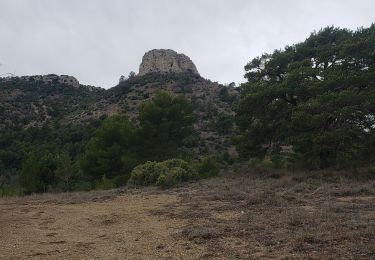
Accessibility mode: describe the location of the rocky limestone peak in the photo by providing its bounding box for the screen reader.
[138,49,199,76]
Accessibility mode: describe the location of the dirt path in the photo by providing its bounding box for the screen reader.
[0,190,205,260]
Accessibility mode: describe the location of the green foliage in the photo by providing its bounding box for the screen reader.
[128,161,167,186]
[111,72,201,100]
[0,186,18,197]
[156,167,189,188]
[195,156,220,178]
[158,159,198,187]
[128,159,198,187]
[95,175,114,190]
[0,73,204,194]
[138,91,196,161]
[221,151,234,165]
[112,175,129,188]
[54,153,78,192]
[0,79,104,129]
[219,86,236,104]
[237,25,375,169]
[81,115,139,180]
[19,153,56,194]
[0,169,18,197]
[0,118,100,194]
[81,93,196,183]
[70,181,92,191]
[215,113,234,134]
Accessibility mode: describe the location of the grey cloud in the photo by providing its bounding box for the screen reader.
[0,0,374,88]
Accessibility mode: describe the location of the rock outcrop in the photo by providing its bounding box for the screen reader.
[138,49,199,76]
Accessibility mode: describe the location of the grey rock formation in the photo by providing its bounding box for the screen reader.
[138,49,199,76]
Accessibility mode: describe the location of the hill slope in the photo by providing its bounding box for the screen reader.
[0,72,238,157]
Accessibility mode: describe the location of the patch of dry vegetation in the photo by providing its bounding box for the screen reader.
[1,165,375,259]
[152,164,375,259]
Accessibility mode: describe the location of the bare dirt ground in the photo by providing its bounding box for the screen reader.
[1,165,375,259]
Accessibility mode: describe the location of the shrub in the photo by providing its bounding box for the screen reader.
[248,157,274,174]
[95,175,114,190]
[19,153,56,194]
[0,185,19,197]
[195,156,220,178]
[159,159,198,181]
[221,152,235,165]
[112,175,129,188]
[157,159,198,187]
[156,167,187,188]
[128,159,198,187]
[71,181,92,191]
[128,161,167,185]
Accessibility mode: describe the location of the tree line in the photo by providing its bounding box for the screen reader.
[1,92,219,195]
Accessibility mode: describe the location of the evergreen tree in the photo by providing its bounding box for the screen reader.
[236,25,375,168]
[138,91,196,161]
[81,115,138,180]
[19,153,56,194]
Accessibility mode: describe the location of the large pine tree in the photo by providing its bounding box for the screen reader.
[236,25,375,169]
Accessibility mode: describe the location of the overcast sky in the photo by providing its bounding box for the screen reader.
[0,0,374,88]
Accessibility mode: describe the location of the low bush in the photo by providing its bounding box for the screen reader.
[128,161,167,185]
[156,167,187,188]
[71,181,92,192]
[160,159,198,181]
[0,186,19,197]
[129,159,198,187]
[195,156,220,178]
[95,175,114,190]
[157,159,198,187]
[112,175,129,188]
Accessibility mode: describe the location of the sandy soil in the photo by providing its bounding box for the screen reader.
[0,190,205,259]
[1,166,375,259]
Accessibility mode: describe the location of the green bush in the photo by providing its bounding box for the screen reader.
[221,152,235,165]
[159,159,198,181]
[195,156,220,178]
[71,181,92,192]
[112,175,130,188]
[128,159,198,187]
[248,157,275,173]
[95,175,114,190]
[157,159,198,187]
[0,186,19,197]
[128,161,167,185]
[156,168,186,188]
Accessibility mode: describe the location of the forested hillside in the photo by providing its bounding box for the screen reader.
[0,70,237,195]
[1,25,375,196]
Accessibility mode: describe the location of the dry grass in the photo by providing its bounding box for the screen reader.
[152,164,375,259]
[1,164,375,259]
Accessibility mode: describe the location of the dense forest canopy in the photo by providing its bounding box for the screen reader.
[236,25,375,169]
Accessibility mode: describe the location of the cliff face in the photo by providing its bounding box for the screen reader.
[138,49,199,76]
